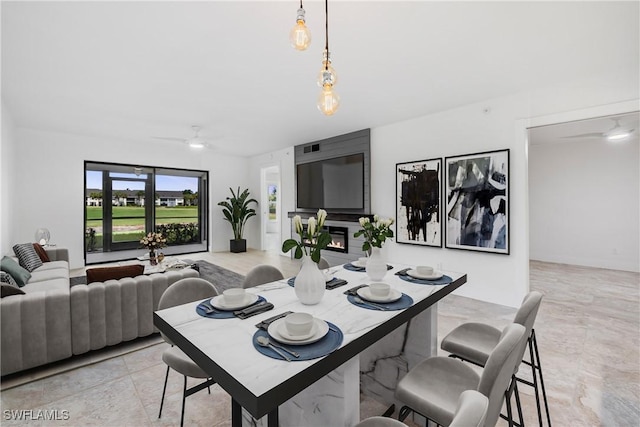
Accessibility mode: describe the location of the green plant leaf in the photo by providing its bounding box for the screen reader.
[282,239,299,252]
[294,246,303,259]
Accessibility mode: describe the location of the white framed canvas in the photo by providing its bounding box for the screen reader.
[445,149,509,254]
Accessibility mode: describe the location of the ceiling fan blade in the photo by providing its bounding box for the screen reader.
[561,132,605,139]
[151,136,186,142]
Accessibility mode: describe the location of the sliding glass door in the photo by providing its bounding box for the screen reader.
[85,162,208,264]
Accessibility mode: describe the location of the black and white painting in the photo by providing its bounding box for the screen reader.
[396,158,442,247]
[445,149,509,254]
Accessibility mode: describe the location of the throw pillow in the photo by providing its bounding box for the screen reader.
[1,283,25,298]
[1,256,32,287]
[86,264,145,283]
[0,271,19,288]
[13,243,44,272]
[33,243,51,263]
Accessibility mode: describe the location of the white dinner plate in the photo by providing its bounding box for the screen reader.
[350,260,367,268]
[210,294,259,311]
[356,287,402,303]
[407,269,444,280]
[268,318,329,345]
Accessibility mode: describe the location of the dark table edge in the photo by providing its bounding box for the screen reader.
[153,273,467,420]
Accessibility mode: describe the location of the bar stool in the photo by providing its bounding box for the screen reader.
[242,264,284,288]
[441,291,551,427]
[356,390,487,427]
[395,323,527,427]
[157,277,218,427]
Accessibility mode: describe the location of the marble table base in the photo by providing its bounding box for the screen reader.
[360,305,437,424]
[242,357,360,427]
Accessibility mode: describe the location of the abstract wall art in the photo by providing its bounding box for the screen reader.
[396,158,442,247]
[445,149,509,254]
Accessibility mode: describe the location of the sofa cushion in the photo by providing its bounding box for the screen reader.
[33,243,51,263]
[13,243,44,272]
[86,265,145,284]
[33,260,69,272]
[1,283,26,297]
[29,267,70,283]
[1,256,31,287]
[22,278,70,294]
[0,271,18,287]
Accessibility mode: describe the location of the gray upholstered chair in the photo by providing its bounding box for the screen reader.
[242,264,284,288]
[395,323,526,427]
[355,390,487,427]
[355,416,407,427]
[441,291,549,426]
[318,257,330,270]
[157,277,218,427]
[449,390,489,427]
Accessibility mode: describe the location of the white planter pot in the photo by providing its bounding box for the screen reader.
[294,255,326,305]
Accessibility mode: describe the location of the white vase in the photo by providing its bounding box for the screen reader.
[295,255,326,305]
[366,247,387,281]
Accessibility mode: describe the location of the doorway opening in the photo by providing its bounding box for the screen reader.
[261,165,281,253]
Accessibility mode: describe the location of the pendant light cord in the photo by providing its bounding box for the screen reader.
[324,0,329,71]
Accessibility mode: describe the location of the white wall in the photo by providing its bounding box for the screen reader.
[529,137,639,272]
[9,128,249,268]
[253,75,638,307]
[1,102,17,255]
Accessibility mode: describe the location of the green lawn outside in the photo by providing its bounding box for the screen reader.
[86,206,198,228]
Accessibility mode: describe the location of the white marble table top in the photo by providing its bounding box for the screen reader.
[154,263,466,418]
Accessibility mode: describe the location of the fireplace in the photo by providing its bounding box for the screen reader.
[303,225,349,253]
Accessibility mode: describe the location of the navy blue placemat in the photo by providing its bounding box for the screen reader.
[395,269,453,286]
[342,263,393,272]
[347,293,413,311]
[253,322,343,361]
[287,277,348,290]
[196,296,266,319]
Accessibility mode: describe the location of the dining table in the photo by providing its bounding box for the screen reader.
[153,262,467,427]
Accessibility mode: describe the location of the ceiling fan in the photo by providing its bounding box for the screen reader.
[152,125,211,149]
[562,117,635,142]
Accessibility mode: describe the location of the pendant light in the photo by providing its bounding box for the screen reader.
[317,0,340,115]
[290,0,311,51]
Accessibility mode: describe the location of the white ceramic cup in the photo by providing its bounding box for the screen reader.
[223,288,246,305]
[285,312,314,336]
[416,265,434,276]
[369,282,391,298]
[358,257,368,265]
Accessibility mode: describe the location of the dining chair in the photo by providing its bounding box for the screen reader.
[395,323,526,427]
[318,257,330,270]
[449,390,489,427]
[157,277,218,427]
[354,416,407,426]
[441,291,550,427]
[355,390,487,427]
[242,264,284,289]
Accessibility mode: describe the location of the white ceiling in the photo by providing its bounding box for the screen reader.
[2,1,639,157]
[529,112,640,146]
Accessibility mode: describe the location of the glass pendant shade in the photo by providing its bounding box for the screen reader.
[317,84,340,116]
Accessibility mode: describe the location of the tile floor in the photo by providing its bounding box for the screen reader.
[1,252,638,426]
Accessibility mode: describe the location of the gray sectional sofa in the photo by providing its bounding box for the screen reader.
[1,248,199,376]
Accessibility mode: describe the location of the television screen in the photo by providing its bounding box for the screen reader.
[297,153,364,210]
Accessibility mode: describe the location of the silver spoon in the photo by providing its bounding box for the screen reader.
[353,296,389,311]
[256,336,296,361]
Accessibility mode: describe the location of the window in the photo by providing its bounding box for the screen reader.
[85,162,208,264]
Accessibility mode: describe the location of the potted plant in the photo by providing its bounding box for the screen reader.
[354,215,394,280]
[218,187,258,253]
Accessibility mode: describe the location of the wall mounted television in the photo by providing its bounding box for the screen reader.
[296,153,365,210]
